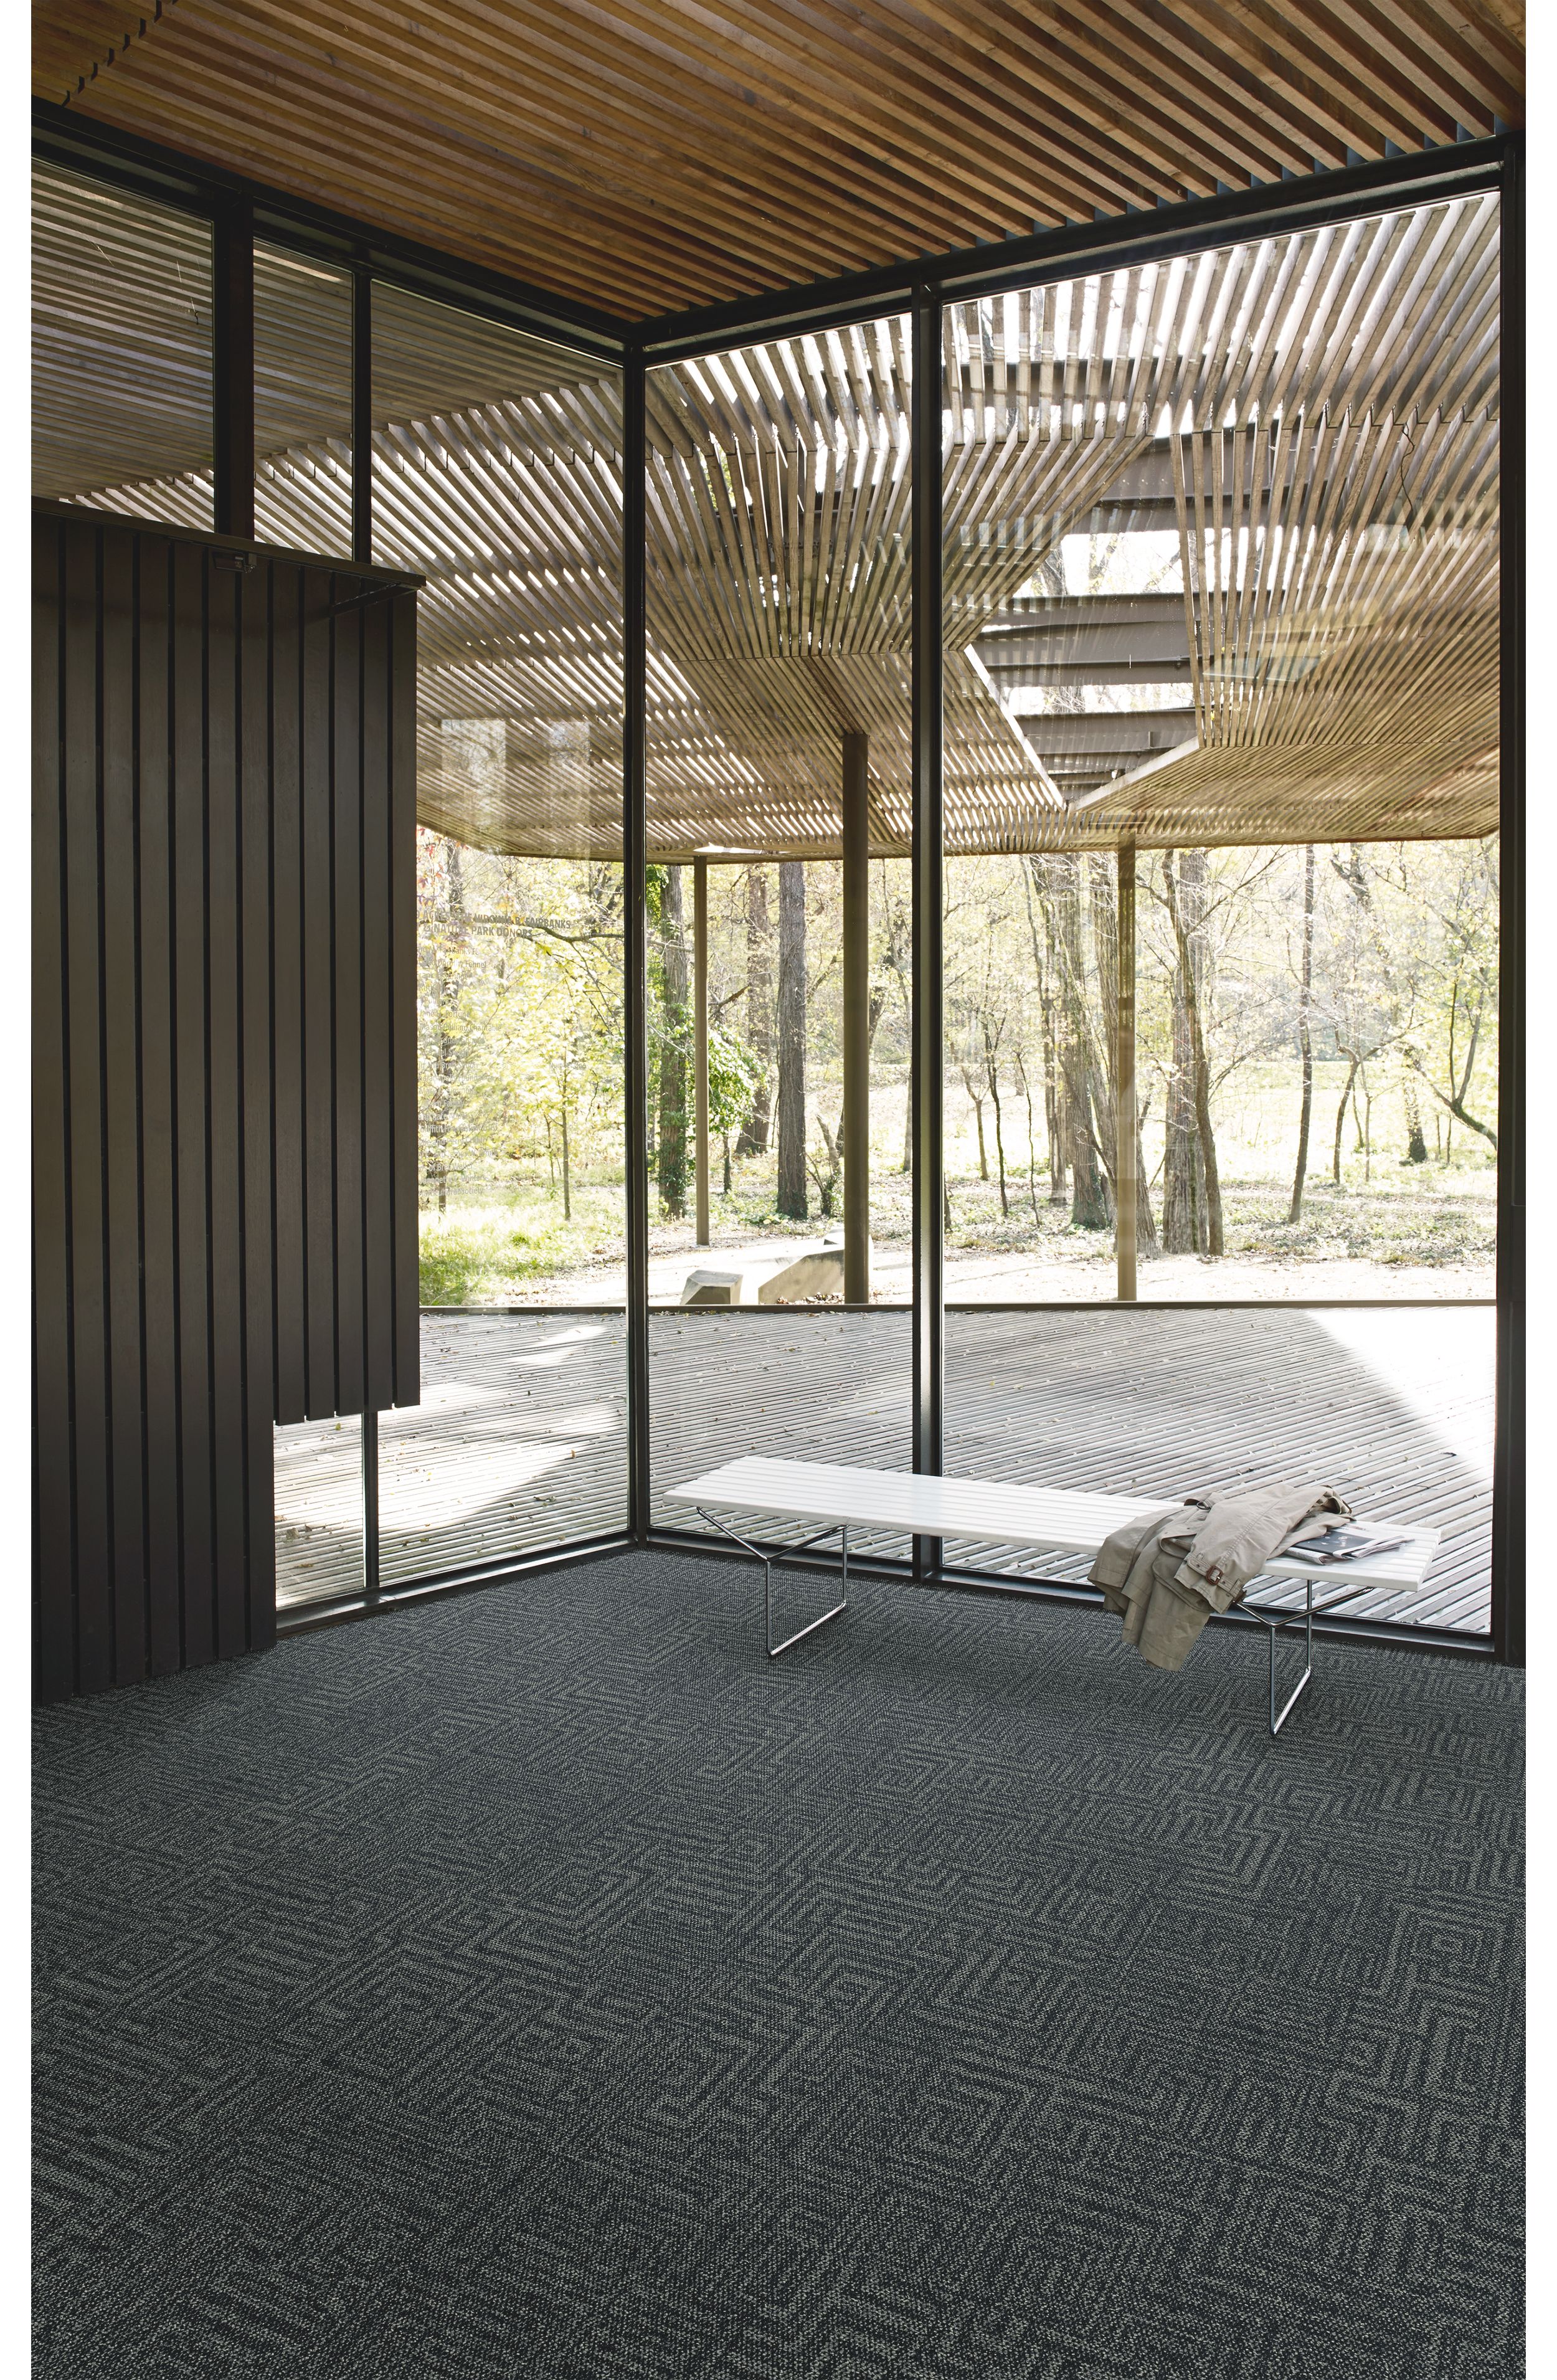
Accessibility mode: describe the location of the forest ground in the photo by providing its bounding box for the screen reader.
[418,1159,1496,1306]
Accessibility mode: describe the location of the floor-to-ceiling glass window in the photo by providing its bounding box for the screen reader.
[260,284,627,1608]
[939,193,1500,1633]
[367,290,627,1593]
[644,321,916,1576]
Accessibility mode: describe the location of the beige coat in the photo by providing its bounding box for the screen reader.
[1089,1481,1353,1672]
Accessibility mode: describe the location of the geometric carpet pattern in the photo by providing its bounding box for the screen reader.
[34,1552,1523,2378]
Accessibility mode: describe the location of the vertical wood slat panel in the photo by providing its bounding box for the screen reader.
[171,536,213,1672]
[331,592,365,1418]
[301,568,337,1420]
[270,564,306,1426]
[360,593,394,1415]
[206,562,247,1664]
[99,530,147,1685]
[33,510,417,1700]
[137,538,182,1678]
[239,566,278,1651]
[62,523,111,1696]
[32,519,73,1705]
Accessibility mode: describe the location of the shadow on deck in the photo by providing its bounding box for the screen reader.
[276,1305,1492,1631]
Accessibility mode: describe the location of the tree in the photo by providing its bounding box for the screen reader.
[776,860,808,1217]
[1288,844,1316,1221]
[654,865,690,1216]
[1157,850,1223,1254]
[736,865,772,1158]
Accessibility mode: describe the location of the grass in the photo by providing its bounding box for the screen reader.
[937,1162,1495,1271]
[421,1150,1494,1302]
[419,1184,625,1305]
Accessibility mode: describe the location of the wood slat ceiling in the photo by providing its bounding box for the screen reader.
[32,0,1523,325]
[37,159,1499,860]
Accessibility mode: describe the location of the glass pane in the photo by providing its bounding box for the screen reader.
[32,161,214,527]
[379,1314,627,1583]
[942,1304,1493,1631]
[253,240,353,556]
[371,285,627,1571]
[942,192,1498,1304]
[940,194,1499,1630]
[645,318,914,1542]
[275,1415,364,1610]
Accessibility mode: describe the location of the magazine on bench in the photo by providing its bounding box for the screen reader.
[1286,1523,1409,1564]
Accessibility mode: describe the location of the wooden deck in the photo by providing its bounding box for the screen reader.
[276,1305,1493,1633]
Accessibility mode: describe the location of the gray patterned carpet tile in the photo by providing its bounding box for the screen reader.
[34,1551,1522,2379]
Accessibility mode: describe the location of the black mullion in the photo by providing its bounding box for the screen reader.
[1491,140,1523,1669]
[212,197,255,539]
[623,354,651,1543]
[911,288,944,1580]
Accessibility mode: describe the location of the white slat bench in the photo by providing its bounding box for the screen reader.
[666,1458,1440,1736]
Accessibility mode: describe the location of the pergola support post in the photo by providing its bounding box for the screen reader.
[693,856,710,1246]
[842,733,870,1304]
[1115,838,1138,1304]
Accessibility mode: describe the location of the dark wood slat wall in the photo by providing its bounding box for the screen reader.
[32,508,420,1702]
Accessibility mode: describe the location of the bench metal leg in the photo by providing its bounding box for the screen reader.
[696,1509,849,1657]
[1260,1577,1314,1737]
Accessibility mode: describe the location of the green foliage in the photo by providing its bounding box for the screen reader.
[419,1188,626,1304]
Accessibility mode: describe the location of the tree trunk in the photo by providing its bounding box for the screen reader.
[1332,1055,1361,1185]
[1015,1046,1041,1223]
[1403,1079,1428,1164]
[657,865,689,1216]
[984,1030,1010,1218]
[1160,850,1221,1254]
[1089,855,1156,1251]
[1051,853,1109,1229]
[1288,843,1315,1223]
[560,1102,571,1221]
[968,1080,988,1180]
[1021,858,1066,1203]
[776,860,808,1218]
[736,866,772,1158]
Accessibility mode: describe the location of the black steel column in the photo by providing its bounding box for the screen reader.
[212,197,254,538]
[911,290,944,1577]
[624,352,652,1542]
[1492,136,1523,1668]
[352,267,373,565]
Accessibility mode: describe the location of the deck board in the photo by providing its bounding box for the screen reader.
[276,1305,1493,1633]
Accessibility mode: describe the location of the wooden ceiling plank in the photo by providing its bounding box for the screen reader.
[581,0,1146,226]
[908,0,1311,183]
[876,0,1282,194]
[652,0,1180,214]
[222,0,953,278]
[1190,0,1457,149]
[265,0,982,268]
[1319,0,1520,125]
[1094,0,1356,172]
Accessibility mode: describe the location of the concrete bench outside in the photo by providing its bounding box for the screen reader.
[666,1457,1441,1736]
